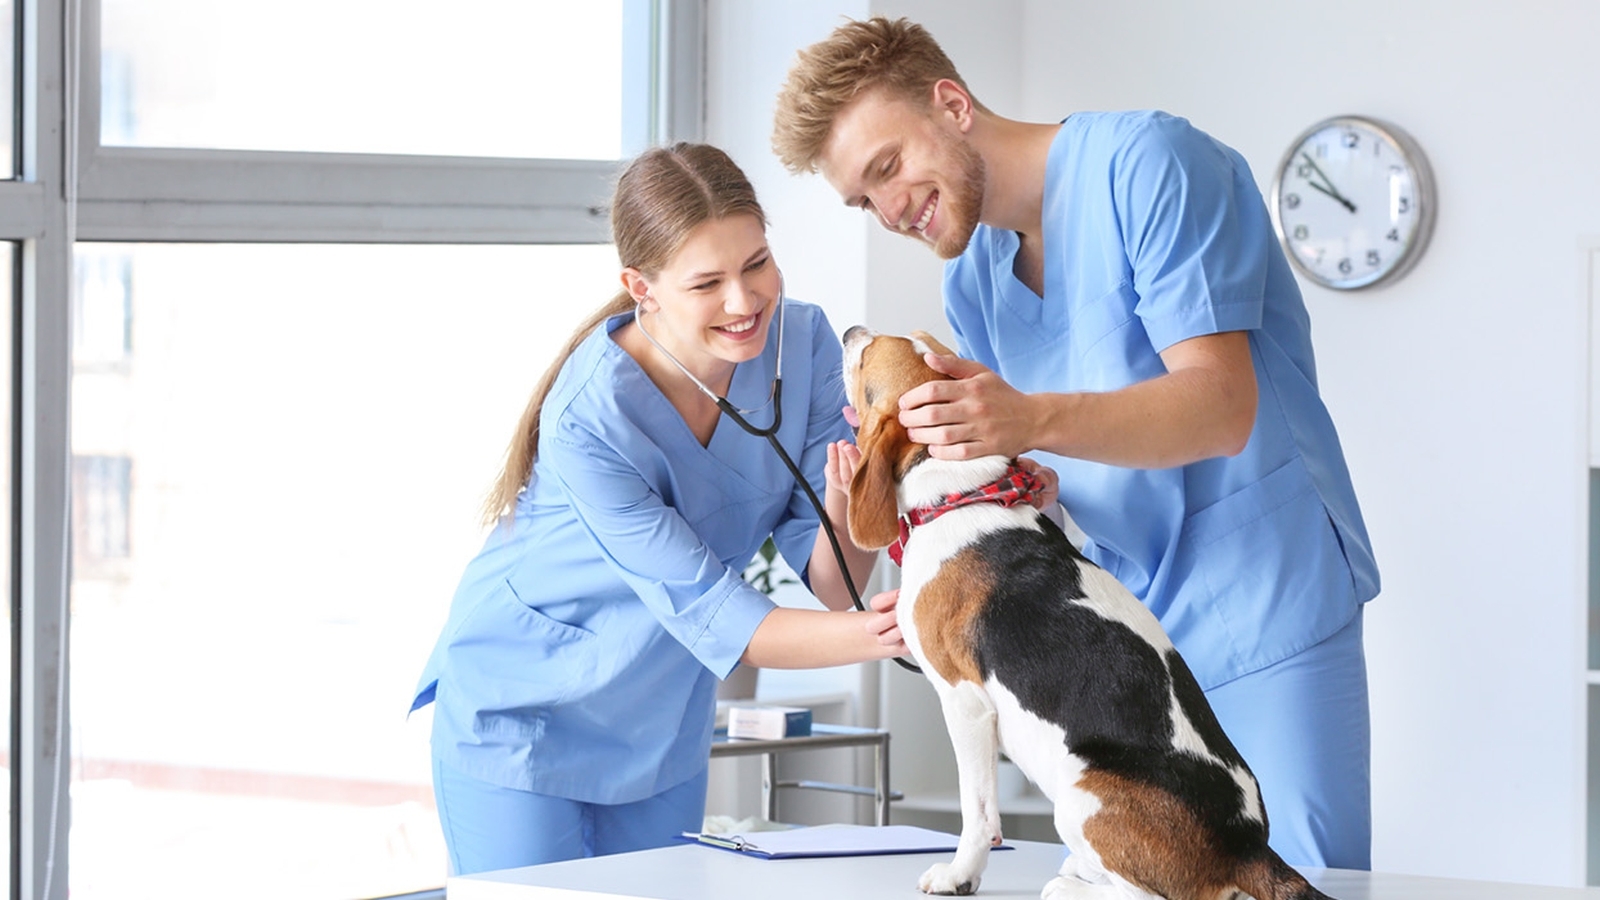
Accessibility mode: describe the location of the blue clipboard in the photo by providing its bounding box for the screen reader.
[678,824,1013,860]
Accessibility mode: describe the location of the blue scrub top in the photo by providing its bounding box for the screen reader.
[943,110,1379,690]
[412,300,852,804]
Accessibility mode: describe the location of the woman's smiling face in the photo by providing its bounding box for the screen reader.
[628,213,780,382]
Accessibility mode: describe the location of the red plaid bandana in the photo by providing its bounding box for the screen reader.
[886,461,1044,566]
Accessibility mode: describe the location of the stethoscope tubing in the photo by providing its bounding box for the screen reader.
[633,281,920,673]
[751,409,920,675]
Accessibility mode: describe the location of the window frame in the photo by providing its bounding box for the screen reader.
[3,1,706,898]
[71,0,704,244]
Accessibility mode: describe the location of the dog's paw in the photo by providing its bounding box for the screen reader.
[919,862,981,896]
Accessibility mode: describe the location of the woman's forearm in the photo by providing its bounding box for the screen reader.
[741,607,900,668]
[806,509,878,612]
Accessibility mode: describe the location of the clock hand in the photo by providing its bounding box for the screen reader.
[1299,153,1358,213]
[1306,179,1358,214]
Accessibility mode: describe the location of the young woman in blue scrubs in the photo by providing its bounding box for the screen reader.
[774,18,1379,870]
[412,143,908,876]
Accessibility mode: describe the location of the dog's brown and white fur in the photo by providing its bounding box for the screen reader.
[842,328,1330,900]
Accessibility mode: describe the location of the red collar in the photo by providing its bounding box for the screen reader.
[887,461,1044,566]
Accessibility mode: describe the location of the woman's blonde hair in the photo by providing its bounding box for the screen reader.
[480,143,768,526]
[772,16,985,175]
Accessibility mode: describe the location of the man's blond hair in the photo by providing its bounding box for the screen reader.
[772,16,985,174]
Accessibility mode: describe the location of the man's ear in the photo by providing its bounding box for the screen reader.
[848,415,905,550]
[929,78,975,132]
[911,330,957,358]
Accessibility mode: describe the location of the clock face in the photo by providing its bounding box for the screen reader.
[1270,116,1435,291]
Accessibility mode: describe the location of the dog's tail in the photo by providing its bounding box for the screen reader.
[1230,852,1335,900]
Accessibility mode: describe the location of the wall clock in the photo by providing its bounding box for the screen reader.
[1268,115,1436,291]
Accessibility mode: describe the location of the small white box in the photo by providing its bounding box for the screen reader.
[726,705,813,740]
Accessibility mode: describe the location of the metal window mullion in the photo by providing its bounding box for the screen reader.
[73,151,620,244]
[70,197,614,245]
[20,0,74,895]
[0,181,44,240]
[655,0,704,145]
[76,148,622,206]
[17,230,70,900]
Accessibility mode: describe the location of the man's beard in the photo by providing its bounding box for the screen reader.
[932,136,986,260]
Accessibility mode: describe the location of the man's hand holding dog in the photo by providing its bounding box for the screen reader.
[897,353,1037,461]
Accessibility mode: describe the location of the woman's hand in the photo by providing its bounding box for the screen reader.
[1015,455,1059,511]
[812,436,877,610]
[824,439,861,495]
[866,588,905,651]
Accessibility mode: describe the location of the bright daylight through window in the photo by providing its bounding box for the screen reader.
[61,1,649,898]
[69,243,616,898]
[99,0,627,159]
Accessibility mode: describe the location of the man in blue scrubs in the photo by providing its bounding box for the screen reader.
[773,17,1378,869]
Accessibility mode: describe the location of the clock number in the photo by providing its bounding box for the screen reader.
[1396,196,1411,214]
[1366,250,1381,268]
[1338,257,1353,275]
[1296,162,1313,179]
[1386,228,1400,242]
[1342,131,1359,149]
[1293,225,1309,240]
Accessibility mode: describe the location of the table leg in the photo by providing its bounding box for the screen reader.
[875,736,891,826]
[762,752,778,822]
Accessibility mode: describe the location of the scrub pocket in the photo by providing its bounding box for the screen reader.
[1178,457,1361,686]
[449,579,599,730]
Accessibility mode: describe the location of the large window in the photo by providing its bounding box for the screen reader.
[0,1,702,898]
[98,0,636,159]
[68,243,613,898]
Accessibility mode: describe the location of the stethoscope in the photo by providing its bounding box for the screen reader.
[634,275,921,674]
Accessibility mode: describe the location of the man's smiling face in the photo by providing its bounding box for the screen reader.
[817,88,986,260]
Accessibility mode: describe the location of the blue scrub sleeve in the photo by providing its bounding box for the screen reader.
[1113,115,1267,351]
[942,262,981,363]
[769,308,854,586]
[541,431,775,680]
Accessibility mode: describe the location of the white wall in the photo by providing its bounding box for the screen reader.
[704,1,871,334]
[707,0,1600,888]
[1019,2,1600,887]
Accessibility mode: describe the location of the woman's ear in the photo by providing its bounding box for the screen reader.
[620,268,655,310]
[848,414,905,550]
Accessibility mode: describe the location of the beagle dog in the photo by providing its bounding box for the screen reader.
[841,327,1330,900]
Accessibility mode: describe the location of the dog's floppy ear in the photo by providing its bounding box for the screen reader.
[910,330,957,359]
[848,413,906,550]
